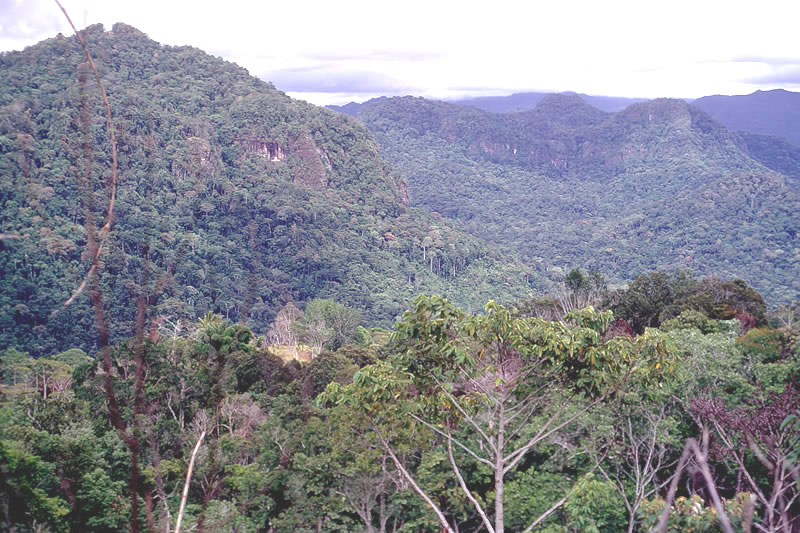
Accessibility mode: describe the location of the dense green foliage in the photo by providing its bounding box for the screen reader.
[739,130,800,183]
[1,286,797,532]
[320,295,675,533]
[604,270,767,333]
[2,23,799,533]
[0,24,533,357]
[354,94,800,306]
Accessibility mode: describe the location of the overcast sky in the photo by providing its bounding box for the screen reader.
[1,0,799,105]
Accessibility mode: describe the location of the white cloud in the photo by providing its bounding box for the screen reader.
[2,0,798,104]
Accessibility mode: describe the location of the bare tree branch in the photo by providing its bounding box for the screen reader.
[447,433,494,533]
[503,390,612,476]
[651,434,734,533]
[52,0,118,316]
[433,374,497,454]
[409,414,494,468]
[521,495,568,533]
[372,421,455,533]
[174,430,206,533]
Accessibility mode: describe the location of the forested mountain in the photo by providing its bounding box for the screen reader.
[449,91,646,113]
[328,92,644,117]
[2,23,800,533]
[0,24,533,357]
[738,130,800,183]
[327,97,387,117]
[693,89,800,147]
[352,94,800,305]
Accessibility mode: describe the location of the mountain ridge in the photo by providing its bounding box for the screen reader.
[353,94,800,305]
[329,88,800,151]
[692,89,800,147]
[0,23,533,356]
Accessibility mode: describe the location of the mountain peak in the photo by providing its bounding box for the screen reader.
[110,22,151,38]
[536,92,593,108]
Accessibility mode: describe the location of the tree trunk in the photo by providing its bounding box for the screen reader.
[174,431,205,533]
[495,404,505,533]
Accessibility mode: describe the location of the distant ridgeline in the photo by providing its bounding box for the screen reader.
[340,94,800,306]
[693,89,800,149]
[0,23,534,356]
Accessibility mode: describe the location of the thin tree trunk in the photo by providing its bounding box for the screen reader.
[495,403,505,533]
[627,508,636,533]
[174,431,206,533]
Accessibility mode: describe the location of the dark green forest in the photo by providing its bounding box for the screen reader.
[353,94,800,307]
[1,22,799,533]
[2,277,799,532]
[0,24,533,357]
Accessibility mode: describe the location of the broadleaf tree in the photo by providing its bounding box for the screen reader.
[319,294,676,533]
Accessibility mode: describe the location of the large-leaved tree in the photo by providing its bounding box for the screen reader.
[320,295,676,533]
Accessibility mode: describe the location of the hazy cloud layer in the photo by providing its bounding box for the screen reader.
[2,0,799,105]
[730,56,800,66]
[747,66,800,85]
[306,50,445,62]
[0,0,66,48]
[263,65,412,94]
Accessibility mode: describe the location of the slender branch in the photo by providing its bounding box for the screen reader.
[433,375,497,453]
[52,0,118,315]
[504,363,635,477]
[600,465,634,515]
[650,436,734,533]
[746,434,774,471]
[457,366,499,403]
[372,421,455,533]
[503,397,570,467]
[504,392,552,444]
[521,441,609,533]
[693,442,734,533]
[174,430,206,533]
[711,421,769,505]
[521,495,568,533]
[504,381,551,423]
[446,433,494,533]
[504,390,610,475]
[409,414,493,468]
[651,434,703,533]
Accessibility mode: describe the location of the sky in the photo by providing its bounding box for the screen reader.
[1,0,799,106]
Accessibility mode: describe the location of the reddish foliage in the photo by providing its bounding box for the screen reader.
[690,385,800,459]
[689,385,800,530]
[735,311,757,334]
[604,318,635,341]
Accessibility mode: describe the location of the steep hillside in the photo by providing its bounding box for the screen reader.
[738,130,800,183]
[356,95,800,304]
[0,24,533,356]
[693,89,800,147]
